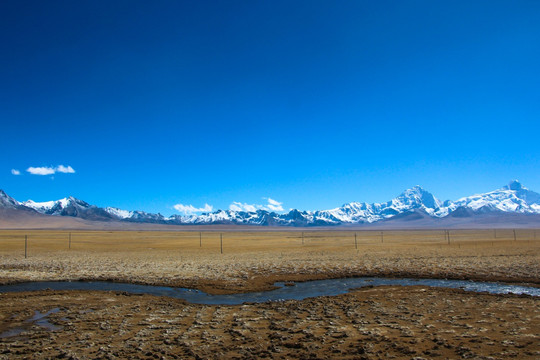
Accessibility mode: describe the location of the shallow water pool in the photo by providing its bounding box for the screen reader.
[0,277,538,305]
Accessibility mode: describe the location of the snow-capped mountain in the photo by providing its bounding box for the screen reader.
[2,180,540,226]
[23,197,76,214]
[0,190,22,209]
[165,181,540,225]
[22,196,115,221]
[440,180,540,216]
[311,185,445,224]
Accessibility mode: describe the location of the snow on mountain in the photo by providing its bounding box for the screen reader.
[171,210,274,225]
[312,185,444,224]
[280,181,540,225]
[392,185,443,214]
[0,189,21,209]
[126,210,166,223]
[439,180,540,216]
[21,196,115,221]
[3,180,540,226]
[104,207,133,219]
[23,197,88,215]
[23,198,70,213]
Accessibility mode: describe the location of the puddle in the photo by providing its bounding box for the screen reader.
[0,308,63,338]
[0,278,539,305]
[0,327,27,338]
[28,308,62,331]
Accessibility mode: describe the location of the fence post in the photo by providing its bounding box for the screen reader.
[69,232,71,249]
[302,232,304,245]
[513,229,517,241]
[220,233,223,254]
[354,232,357,249]
[380,231,383,243]
[447,230,450,244]
[25,235,27,259]
[199,232,202,247]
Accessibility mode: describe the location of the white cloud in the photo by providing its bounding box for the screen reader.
[229,198,284,212]
[229,202,258,212]
[11,169,20,175]
[56,165,75,173]
[27,166,56,175]
[266,197,284,212]
[174,203,213,215]
[26,165,76,175]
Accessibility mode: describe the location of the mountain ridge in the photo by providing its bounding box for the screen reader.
[3,180,540,227]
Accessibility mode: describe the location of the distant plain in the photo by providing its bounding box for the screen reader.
[0,228,538,290]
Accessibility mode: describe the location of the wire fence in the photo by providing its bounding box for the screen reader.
[0,229,538,258]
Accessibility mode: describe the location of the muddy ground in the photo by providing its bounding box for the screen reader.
[0,286,538,359]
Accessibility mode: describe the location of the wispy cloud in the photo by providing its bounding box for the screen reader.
[229,198,284,212]
[26,165,76,176]
[11,169,21,175]
[229,202,258,212]
[173,203,213,215]
[56,165,75,173]
[266,197,284,212]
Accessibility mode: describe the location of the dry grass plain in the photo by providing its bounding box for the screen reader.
[0,229,539,359]
[0,229,539,291]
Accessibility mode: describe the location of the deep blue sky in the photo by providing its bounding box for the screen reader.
[1,1,539,215]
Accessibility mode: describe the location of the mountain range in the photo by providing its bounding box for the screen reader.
[1,180,540,228]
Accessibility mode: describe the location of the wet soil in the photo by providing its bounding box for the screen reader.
[37,270,537,296]
[192,271,540,295]
[0,286,538,359]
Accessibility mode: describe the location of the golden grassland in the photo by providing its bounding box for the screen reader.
[0,229,538,292]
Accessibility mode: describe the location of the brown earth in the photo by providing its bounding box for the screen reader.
[0,287,538,359]
[0,229,539,293]
[0,229,539,358]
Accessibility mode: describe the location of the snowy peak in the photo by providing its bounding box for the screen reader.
[22,196,114,221]
[0,189,20,208]
[306,181,540,225]
[502,180,540,205]
[104,207,133,219]
[447,180,540,214]
[23,199,58,213]
[309,185,444,224]
[23,197,90,214]
[504,180,525,191]
[395,185,442,210]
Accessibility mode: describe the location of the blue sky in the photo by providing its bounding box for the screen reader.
[1,1,539,216]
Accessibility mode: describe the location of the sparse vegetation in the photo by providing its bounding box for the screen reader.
[0,229,538,291]
[0,229,539,359]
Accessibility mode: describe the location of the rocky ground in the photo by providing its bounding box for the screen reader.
[0,286,538,359]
